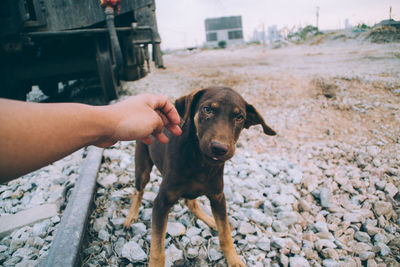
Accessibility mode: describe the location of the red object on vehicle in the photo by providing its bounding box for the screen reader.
[100,0,121,13]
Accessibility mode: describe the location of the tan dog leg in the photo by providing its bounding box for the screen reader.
[209,193,245,267]
[185,199,217,230]
[123,189,144,228]
[149,191,177,267]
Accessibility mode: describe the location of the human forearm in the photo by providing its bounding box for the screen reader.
[0,94,181,182]
[0,100,111,181]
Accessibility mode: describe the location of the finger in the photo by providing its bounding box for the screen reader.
[155,110,169,126]
[141,137,153,145]
[156,110,182,137]
[152,97,180,125]
[165,124,182,137]
[154,132,169,144]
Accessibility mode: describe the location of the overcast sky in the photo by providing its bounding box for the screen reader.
[155,0,399,49]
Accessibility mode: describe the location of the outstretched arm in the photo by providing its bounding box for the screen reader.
[0,94,181,182]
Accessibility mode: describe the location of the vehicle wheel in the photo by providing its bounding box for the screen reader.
[95,37,119,101]
[121,36,147,81]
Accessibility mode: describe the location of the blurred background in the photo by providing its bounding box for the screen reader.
[156,0,399,49]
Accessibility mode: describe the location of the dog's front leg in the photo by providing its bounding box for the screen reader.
[149,190,177,267]
[209,192,246,267]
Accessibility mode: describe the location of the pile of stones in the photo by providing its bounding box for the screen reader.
[83,139,399,266]
[0,150,84,266]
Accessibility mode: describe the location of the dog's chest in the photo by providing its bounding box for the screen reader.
[179,173,224,199]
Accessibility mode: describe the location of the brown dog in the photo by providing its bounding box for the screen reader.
[123,87,276,266]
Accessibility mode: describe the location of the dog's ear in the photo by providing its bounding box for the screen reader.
[245,103,276,136]
[175,89,207,126]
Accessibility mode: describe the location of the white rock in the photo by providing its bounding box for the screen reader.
[98,229,110,241]
[315,239,337,251]
[110,188,133,200]
[237,221,256,235]
[186,227,202,237]
[165,244,183,267]
[287,168,303,184]
[32,220,50,238]
[121,241,147,262]
[166,222,186,237]
[208,248,223,261]
[373,233,388,244]
[313,221,329,233]
[256,237,271,251]
[378,242,391,256]
[143,191,157,202]
[190,235,204,246]
[93,217,108,232]
[141,208,153,221]
[271,237,287,249]
[266,164,280,176]
[132,222,147,236]
[354,231,371,243]
[289,256,310,267]
[384,182,398,198]
[277,211,298,227]
[373,201,392,217]
[244,208,272,226]
[319,188,331,208]
[272,220,288,232]
[13,247,34,259]
[110,217,126,230]
[187,247,199,259]
[118,175,131,185]
[97,174,118,188]
[322,259,339,267]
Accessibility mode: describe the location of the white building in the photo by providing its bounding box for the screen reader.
[204,16,244,48]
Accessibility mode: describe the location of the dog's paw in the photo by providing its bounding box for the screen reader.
[122,219,131,229]
[229,260,246,267]
[227,255,246,267]
[208,219,218,231]
[122,216,138,229]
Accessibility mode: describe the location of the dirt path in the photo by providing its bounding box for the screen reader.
[125,40,400,166]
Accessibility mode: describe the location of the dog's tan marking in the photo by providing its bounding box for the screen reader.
[123,189,144,228]
[193,112,200,139]
[233,107,240,114]
[211,102,219,109]
[185,199,217,230]
[149,214,168,266]
[210,193,245,267]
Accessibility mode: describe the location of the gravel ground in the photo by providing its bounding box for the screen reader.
[0,149,85,266]
[1,31,399,266]
[83,34,400,266]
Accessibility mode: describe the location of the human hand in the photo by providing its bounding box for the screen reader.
[96,94,182,147]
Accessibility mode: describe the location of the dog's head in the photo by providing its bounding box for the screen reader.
[175,87,276,164]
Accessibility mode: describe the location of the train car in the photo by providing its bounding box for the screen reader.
[0,0,164,101]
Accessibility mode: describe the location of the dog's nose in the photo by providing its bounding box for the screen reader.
[211,141,228,156]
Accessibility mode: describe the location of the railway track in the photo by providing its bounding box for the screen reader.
[44,147,104,266]
[0,82,109,267]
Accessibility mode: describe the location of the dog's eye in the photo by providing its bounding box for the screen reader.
[235,114,244,122]
[203,106,212,113]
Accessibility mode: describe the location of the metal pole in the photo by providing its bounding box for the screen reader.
[104,6,123,72]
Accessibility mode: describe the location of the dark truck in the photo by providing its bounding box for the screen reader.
[0,0,163,101]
